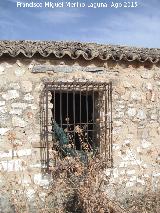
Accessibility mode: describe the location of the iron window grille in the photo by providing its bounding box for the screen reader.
[40,81,113,171]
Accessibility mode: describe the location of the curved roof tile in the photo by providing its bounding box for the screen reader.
[0,40,160,63]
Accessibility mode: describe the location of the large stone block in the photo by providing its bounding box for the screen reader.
[142,82,153,91]
[11,102,28,109]
[32,64,104,73]
[0,101,5,106]
[9,108,22,115]
[127,108,136,117]
[24,93,34,101]
[137,110,147,120]
[126,182,135,187]
[12,116,27,127]
[141,139,151,148]
[0,149,31,159]
[130,91,142,101]
[2,90,19,100]
[9,83,20,90]
[34,173,51,186]
[123,81,132,88]
[0,65,5,75]
[0,106,7,114]
[154,72,160,81]
[140,70,153,79]
[0,128,10,136]
[21,81,33,93]
[0,159,24,171]
[126,170,136,175]
[15,68,25,76]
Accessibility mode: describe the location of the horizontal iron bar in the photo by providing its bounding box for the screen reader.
[45,81,112,86]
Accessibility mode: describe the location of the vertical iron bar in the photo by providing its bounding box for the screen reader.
[60,84,62,128]
[108,83,110,160]
[43,90,46,169]
[73,83,76,148]
[45,84,49,171]
[41,93,43,152]
[52,87,55,152]
[42,91,45,168]
[92,84,95,153]
[54,89,55,135]
[51,91,53,143]
[110,82,113,165]
[67,84,69,140]
[86,83,88,146]
[79,83,82,150]
[98,84,101,154]
[104,84,107,159]
[40,93,42,165]
[106,84,108,161]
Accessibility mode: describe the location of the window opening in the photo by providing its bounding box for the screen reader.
[40,81,113,171]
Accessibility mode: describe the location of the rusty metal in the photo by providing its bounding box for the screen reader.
[40,81,113,171]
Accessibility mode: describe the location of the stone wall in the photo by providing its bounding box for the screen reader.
[0,56,160,211]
